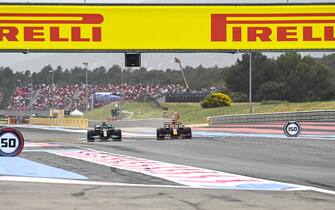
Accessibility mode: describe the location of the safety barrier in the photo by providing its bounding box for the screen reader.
[7,117,17,124]
[208,110,335,125]
[0,118,8,125]
[0,117,16,125]
[89,118,166,128]
[29,117,89,128]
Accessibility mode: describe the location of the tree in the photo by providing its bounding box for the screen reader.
[35,65,53,85]
[0,67,24,108]
[107,65,122,84]
[225,52,335,102]
[225,52,277,96]
[286,56,335,102]
[92,66,107,84]
[71,66,85,84]
[54,66,63,84]
[256,81,287,101]
[276,52,301,82]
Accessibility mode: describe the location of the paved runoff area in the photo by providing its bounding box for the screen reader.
[0,125,334,209]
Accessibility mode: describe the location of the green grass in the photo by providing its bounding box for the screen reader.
[84,101,335,124]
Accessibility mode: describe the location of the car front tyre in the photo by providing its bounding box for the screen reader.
[183,127,192,139]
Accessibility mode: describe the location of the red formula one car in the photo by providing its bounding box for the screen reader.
[156,120,192,140]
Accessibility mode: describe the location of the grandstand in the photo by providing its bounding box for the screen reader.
[6,83,194,111]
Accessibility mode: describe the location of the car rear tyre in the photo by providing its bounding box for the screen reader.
[112,129,122,141]
[87,130,95,142]
[183,127,192,139]
[157,128,165,140]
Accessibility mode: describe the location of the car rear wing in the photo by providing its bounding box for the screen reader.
[163,121,184,128]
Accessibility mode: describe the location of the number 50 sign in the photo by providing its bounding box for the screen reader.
[0,128,24,157]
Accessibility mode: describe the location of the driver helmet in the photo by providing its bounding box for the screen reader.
[172,112,180,121]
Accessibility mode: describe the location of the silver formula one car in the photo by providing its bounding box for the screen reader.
[87,122,122,142]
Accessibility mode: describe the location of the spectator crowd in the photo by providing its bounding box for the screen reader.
[7,83,211,111]
[7,86,32,111]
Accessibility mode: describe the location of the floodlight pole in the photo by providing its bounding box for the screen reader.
[174,58,190,91]
[249,52,253,114]
[17,79,21,91]
[50,70,54,117]
[30,74,33,116]
[17,79,21,111]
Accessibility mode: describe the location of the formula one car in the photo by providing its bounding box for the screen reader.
[87,122,122,142]
[156,121,192,140]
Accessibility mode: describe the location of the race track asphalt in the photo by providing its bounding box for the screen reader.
[0,128,334,209]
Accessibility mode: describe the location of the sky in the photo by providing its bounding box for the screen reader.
[0,0,334,72]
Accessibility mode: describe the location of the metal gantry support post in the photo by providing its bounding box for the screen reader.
[120,62,124,118]
[249,52,253,114]
[83,62,89,112]
[30,74,33,116]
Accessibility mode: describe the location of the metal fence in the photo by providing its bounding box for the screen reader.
[165,93,208,103]
[0,110,49,117]
[208,110,335,125]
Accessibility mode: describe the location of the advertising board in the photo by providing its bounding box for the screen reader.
[0,4,334,51]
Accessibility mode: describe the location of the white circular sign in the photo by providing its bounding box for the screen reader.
[284,121,301,137]
[0,128,24,157]
[0,132,19,154]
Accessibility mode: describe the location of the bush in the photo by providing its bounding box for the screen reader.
[201,92,232,108]
[230,92,249,102]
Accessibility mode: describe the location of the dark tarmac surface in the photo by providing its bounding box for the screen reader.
[1,182,334,210]
[0,128,334,209]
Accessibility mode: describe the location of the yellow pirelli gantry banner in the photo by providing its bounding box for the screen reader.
[1,4,335,51]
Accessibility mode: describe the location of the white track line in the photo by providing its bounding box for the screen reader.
[1,176,334,195]
[307,187,335,196]
[0,176,194,189]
